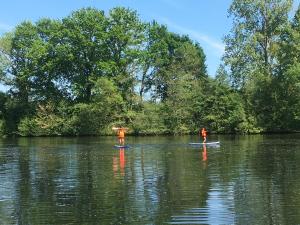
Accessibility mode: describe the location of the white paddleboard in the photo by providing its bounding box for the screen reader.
[114,145,130,148]
[189,141,220,145]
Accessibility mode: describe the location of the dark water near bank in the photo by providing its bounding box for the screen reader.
[0,134,300,225]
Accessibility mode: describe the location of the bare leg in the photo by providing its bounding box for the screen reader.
[120,138,124,145]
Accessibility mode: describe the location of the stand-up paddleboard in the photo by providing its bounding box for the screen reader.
[189,141,220,145]
[114,145,130,148]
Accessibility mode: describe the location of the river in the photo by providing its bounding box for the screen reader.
[0,134,300,224]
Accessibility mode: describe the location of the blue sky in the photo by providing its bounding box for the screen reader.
[0,0,299,78]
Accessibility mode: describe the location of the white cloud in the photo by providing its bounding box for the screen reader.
[159,18,225,55]
[153,17,226,75]
[160,0,183,10]
[0,22,13,33]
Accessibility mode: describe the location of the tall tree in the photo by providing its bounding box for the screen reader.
[143,30,207,101]
[0,32,13,86]
[138,21,168,99]
[27,18,67,102]
[224,0,292,88]
[61,7,109,102]
[9,21,38,104]
[3,20,69,104]
[275,5,300,130]
[223,0,293,130]
[106,7,145,105]
[162,37,207,132]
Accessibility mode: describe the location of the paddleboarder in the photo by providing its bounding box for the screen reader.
[201,127,207,143]
[112,127,128,145]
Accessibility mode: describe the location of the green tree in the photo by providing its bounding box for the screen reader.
[29,18,68,103]
[131,102,166,134]
[138,21,168,99]
[152,33,191,101]
[143,29,207,101]
[224,0,292,87]
[0,32,13,85]
[9,22,39,104]
[106,7,145,105]
[275,6,300,130]
[61,8,109,102]
[92,77,125,130]
[224,0,293,130]
[1,23,39,133]
[0,6,212,136]
[163,72,197,134]
[0,91,7,136]
[1,20,71,104]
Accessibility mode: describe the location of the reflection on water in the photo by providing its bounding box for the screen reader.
[113,148,126,176]
[202,144,207,162]
[0,135,300,224]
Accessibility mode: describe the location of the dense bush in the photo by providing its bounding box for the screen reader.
[0,119,4,137]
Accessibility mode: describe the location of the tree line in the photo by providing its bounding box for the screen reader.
[0,0,300,137]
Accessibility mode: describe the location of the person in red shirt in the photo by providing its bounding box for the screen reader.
[201,128,207,143]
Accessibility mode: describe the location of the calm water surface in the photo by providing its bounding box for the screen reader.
[0,134,300,225]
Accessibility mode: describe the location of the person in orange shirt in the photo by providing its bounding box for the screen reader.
[113,127,128,145]
[201,127,207,143]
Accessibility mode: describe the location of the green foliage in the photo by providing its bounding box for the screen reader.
[34,104,65,136]
[17,103,65,136]
[223,0,299,132]
[0,32,13,83]
[130,102,167,135]
[92,77,124,111]
[269,64,300,130]
[64,103,102,136]
[0,92,7,136]
[91,77,126,131]
[1,4,300,136]
[0,91,6,115]
[18,117,38,136]
[195,78,249,133]
[3,98,31,135]
[163,72,197,134]
[0,119,4,136]
[106,7,145,104]
[275,7,300,130]
[17,102,104,136]
[224,0,292,86]
[61,8,109,102]
[149,32,207,101]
